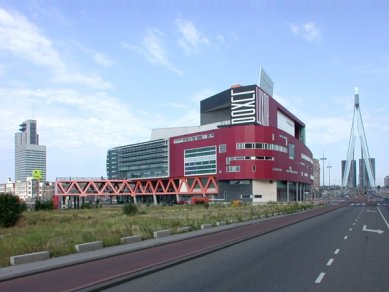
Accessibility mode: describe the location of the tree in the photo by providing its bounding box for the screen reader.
[0,193,26,227]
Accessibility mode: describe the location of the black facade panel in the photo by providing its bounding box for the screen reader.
[200,85,257,126]
[218,180,253,202]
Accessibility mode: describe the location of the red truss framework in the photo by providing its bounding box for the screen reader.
[54,176,219,198]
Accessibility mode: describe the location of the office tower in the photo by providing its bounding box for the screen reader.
[359,158,375,189]
[341,159,356,188]
[15,120,46,181]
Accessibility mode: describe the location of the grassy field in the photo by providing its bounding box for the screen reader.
[0,202,316,267]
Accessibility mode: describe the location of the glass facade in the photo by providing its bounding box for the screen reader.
[15,120,46,181]
[184,146,216,176]
[107,139,168,179]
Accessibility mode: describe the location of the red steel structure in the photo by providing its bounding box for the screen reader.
[54,176,218,208]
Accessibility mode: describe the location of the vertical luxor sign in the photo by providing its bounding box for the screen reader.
[230,88,256,125]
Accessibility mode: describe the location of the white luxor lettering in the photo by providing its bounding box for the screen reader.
[231,108,256,117]
[231,116,256,124]
[231,89,256,125]
[231,100,255,111]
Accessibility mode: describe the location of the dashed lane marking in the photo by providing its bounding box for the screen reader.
[334,249,340,254]
[349,228,352,231]
[327,258,334,266]
[344,235,348,240]
[315,272,326,284]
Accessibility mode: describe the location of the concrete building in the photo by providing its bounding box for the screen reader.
[384,176,389,187]
[341,159,357,188]
[359,158,375,189]
[0,178,15,194]
[312,158,320,195]
[15,120,46,181]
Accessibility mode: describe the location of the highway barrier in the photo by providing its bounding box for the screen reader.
[153,230,171,238]
[10,251,50,265]
[120,236,142,245]
[75,241,103,253]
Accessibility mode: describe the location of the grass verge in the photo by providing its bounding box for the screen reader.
[0,202,316,267]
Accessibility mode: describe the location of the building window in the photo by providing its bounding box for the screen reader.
[236,142,287,153]
[184,146,216,176]
[226,166,240,173]
[174,133,214,144]
[289,144,295,160]
[219,144,226,153]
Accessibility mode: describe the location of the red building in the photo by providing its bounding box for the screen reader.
[166,84,313,202]
[102,75,313,204]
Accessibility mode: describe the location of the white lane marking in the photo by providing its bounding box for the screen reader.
[362,225,384,234]
[344,235,348,240]
[377,207,389,230]
[349,228,352,231]
[315,272,326,284]
[327,258,334,266]
[353,223,356,226]
[334,249,340,254]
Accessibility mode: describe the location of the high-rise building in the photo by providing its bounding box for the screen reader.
[341,159,356,188]
[359,158,375,189]
[15,120,46,181]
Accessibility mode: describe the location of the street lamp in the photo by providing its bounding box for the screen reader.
[327,163,332,189]
[320,154,327,190]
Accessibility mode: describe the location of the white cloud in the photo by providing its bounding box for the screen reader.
[73,41,114,67]
[0,8,112,89]
[122,28,182,75]
[290,21,320,43]
[176,17,209,55]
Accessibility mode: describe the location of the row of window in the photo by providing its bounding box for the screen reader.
[184,146,217,176]
[301,153,313,164]
[236,142,288,153]
[226,156,274,165]
[174,133,215,144]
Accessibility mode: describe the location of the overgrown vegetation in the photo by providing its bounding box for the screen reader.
[0,201,317,267]
[123,203,138,215]
[0,193,26,228]
[35,199,54,211]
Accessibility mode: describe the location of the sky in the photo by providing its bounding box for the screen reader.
[0,0,389,186]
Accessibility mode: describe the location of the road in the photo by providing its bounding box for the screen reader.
[104,205,389,292]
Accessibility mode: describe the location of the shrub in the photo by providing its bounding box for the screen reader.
[231,200,242,207]
[123,203,138,215]
[35,199,54,211]
[81,202,92,209]
[0,193,26,227]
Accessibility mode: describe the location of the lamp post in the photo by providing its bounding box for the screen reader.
[320,154,327,191]
[327,163,332,189]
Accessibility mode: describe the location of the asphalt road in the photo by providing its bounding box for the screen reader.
[105,205,389,292]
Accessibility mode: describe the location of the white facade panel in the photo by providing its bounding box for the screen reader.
[277,111,295,137]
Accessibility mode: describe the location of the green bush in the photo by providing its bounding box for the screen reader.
[0,193,26,227]
[123,203,138,215]
[35,199,54,211]
[81,202,92,209]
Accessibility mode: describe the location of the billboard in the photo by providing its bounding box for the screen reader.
[32,169,42,180]
[259,67,274,97]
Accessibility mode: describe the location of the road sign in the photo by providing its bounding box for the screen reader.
[32,169,42,180]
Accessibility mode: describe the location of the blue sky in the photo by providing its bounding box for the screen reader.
[0,1,388,186]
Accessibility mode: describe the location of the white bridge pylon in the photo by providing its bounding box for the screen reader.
[342,88,375,188]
